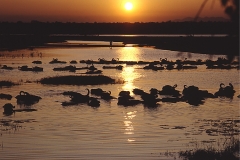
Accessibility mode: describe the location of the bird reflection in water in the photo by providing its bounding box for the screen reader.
[123,111,137,142]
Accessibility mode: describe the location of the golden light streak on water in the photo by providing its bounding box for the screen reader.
[118,46,140,61]
[121,66,137,95]
[124,111,137,142]
[118,47,143,94]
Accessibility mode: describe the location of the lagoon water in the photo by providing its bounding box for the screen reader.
[0,46,239,159]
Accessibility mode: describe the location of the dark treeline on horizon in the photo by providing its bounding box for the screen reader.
[0,21,237,35]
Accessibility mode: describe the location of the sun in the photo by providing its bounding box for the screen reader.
[125,2,133,11]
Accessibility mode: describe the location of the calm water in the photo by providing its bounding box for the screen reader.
[0,46,239,159]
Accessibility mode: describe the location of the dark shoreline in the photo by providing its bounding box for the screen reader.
[62,35,239,56]
[0,34,238,59]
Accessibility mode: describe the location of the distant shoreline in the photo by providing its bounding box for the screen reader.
[36,35,240,57]
[0,35,238,58]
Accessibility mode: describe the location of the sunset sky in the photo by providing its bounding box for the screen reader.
[0,0,228,22]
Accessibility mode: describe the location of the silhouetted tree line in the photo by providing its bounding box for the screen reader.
[0,21,236,35]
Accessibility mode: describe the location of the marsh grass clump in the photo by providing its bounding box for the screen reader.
[0,80,17,88]
[39,75,123,85]
[179,138,239,160]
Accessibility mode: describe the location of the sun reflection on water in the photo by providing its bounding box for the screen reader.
[121,67,138,95]
[118,47,142,94]
[117,46,141,61]
[124,111,137,142]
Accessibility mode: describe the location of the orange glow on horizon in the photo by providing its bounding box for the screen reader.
[0,0,228,22]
